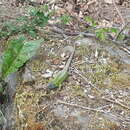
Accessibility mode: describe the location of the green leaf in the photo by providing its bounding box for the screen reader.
[84,16,97,27]
[28,7,38,16]
[108,28,118,33]
[1,37,44,78]
[33,11,49,26]
[28,30,37,38]
[16,16,28,22]
[60,15,72,25]
[40,5,49,12]
[85,16,93,23]
[96,29,106,41]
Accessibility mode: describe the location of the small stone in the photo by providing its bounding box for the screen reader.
[88,95,95,99]
[22,67,35,83]
[61,53,66,58]
[104,0,112,4]
[41,69,53,78]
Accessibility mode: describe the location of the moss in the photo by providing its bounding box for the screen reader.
[111,73,130,87]
[71,85,86,97]
[85,63,119,87]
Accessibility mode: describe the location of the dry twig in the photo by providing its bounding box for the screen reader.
[112,0,125,25]
[73,68,101,93]
[112,0,127,41]
[57,100,130,124]
[49,24,130,55]
[114,23,128,40]
[73,68,130,111]
[57,100,104,113]
[102,97,130,111]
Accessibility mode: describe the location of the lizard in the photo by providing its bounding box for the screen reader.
[47,45,75,89]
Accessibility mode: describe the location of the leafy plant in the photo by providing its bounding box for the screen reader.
[0,5,51,39]
[84,16,122,41]
[95,28,108,41]
[0,36,44,78]
[85,16,97,27]
[28,6,51,27]
[95,27,119,41]
[0,22,20,38]
[60,14,72,24]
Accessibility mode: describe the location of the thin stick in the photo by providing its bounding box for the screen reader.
[118,45,130,55]
[102,97,130,111]
[57,100,130,124]
[97,104,112,110]
[112,0,125,25]
[49,24,130,55]
[73,68,130,111]
[114,23,128,40]
[112,0,126,40]
[57,100,104,113]
[73,68,103,93]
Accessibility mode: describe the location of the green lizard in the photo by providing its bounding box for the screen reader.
[48,45,75,89]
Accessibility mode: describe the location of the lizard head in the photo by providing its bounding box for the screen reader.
[48,82,58,89]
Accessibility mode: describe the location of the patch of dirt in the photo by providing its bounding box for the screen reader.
[14,36,130,130]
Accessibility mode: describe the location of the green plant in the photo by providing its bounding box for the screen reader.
[95,28,110,41]
[0,5,51,39]
[60,14,72,24]
[95,27,120,41]
[0,36,44,79]
[28,6,51,27]
[85,16,97,27]
[84,16,123,41]
[0,22,19,38]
